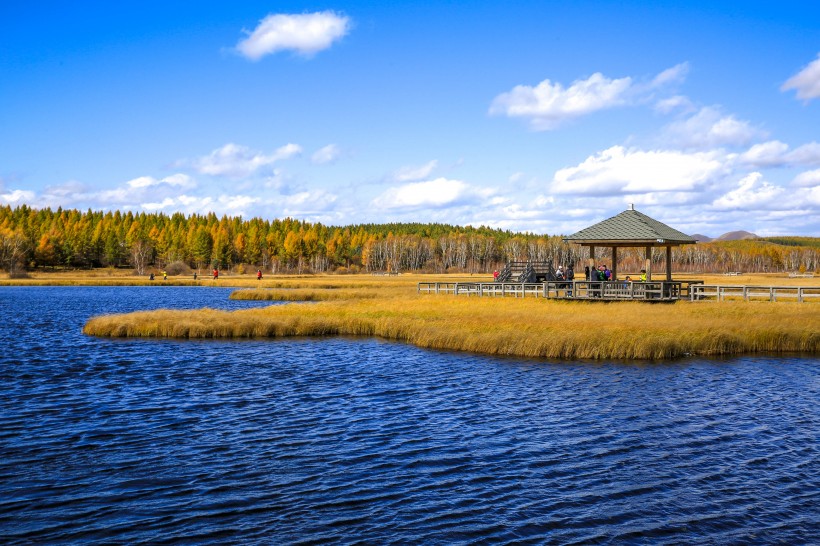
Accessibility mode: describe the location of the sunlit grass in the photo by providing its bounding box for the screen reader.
[84,275,820,360]
[230,288,379,301]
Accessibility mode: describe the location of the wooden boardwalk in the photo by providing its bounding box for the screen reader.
[418,281,820,303]
[418,280,700,301]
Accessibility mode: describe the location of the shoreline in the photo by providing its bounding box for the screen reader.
[82,288,820,360]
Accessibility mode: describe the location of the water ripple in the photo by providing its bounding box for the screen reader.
[0,287,818,544]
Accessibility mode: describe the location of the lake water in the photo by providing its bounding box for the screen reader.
[0,286,817,544]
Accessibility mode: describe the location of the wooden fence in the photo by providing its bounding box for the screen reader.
[690,285,820,302]
[418,281,819,303]
[417,281,701,301]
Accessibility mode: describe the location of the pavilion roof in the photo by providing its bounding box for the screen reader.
[564,208,696,246]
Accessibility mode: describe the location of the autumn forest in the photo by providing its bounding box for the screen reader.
[0,205,818,276]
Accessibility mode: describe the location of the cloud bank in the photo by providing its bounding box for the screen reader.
[489,63,688,130]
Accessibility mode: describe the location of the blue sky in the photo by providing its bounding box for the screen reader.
[2,1,819,236]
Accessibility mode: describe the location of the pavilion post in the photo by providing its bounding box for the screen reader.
[666,246,672,281]
[611,247,618,280]
[589,245,596,282]
[645,246,652,281]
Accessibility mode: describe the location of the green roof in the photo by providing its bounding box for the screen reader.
[565,208,696,245]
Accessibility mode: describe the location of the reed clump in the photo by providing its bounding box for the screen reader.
[84,286,820,359]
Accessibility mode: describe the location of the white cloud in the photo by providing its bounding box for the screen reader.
[140,194,261,216]
[664,106,765,149]
[489,72,632,130]
[141,198,177,210]
[372,178,470,209]
[187,143,301,177]
[282,189,337,209]
[127,173,195,189]
[552,145,726,195]
[740,140,790,167]
[793,169,820,187]
[311,144,341,165]
[782,53,820,101]
[236,11,350,60]
[392,160,438,182]
[712,173,784,210]
[650,62,690,87]
[0,189,36,204]
[654,95,695,114]
[739,140,820,168]
[787,142,820,166]
[489,63,688,130]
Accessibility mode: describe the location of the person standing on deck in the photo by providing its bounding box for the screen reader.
[256,269,262,280]
[640,269,647,282]
[493,269,499,282]
[566,265,575,296]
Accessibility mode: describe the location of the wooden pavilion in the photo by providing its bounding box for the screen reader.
[563,204,696,281]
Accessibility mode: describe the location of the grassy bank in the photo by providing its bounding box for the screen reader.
[229,288,378,301]
[84,277,820,359]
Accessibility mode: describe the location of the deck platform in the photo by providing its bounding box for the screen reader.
[418,281,820,303]
[417,280,702,301]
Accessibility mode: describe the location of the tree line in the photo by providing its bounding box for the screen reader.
[0,205,818,275]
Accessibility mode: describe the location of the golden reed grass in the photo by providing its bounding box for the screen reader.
[229,288,378,301]
[84,276,820,360]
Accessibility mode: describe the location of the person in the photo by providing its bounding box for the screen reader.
[597,265,607,281]
[604,265,611,281]
[163,271,167,281]
[193,272,197,281]
[256,269,262,280]
[149,272,154,281]
[213,268,219,280]
[493,269,499,282]
[640,269,647,282]
[566,264,575,296]
[556,265,564,281]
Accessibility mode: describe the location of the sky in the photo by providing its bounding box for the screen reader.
[1,1,819,237]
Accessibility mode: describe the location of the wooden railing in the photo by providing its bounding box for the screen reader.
[690,285,820,302]
[418,281,703,301]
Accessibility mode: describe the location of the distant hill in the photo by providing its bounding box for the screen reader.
[714,230,759,241]
[690,233,713,242]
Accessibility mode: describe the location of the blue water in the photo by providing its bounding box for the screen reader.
[0,287,818,544]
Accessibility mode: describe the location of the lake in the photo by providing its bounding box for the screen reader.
[0,286,817,544]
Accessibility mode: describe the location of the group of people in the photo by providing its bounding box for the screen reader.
[585,265,612,282]
[583,265,648,282]
[554,265,575,282]
[147,268,267,281]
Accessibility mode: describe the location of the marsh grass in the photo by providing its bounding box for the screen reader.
[229,288,379,301]
[84,276,820,359]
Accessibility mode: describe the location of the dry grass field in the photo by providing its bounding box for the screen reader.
[79,271,820,360]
